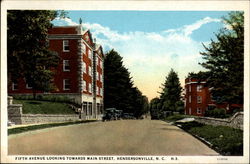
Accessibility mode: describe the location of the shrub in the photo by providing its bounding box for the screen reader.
[205,108,226,118]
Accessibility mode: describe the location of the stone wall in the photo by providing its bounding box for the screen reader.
[194,112,243,130]
[20,114,80,124]
[8,96,80,125]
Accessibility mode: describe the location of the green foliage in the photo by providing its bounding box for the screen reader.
[104,49,149,118]
[13,99,75,114]
[150,69,183,119]
[13,95,81,108]
[179,121,243,156]
[7,10,60,98]
[149,97,161,119]
[8,120,96,135]
[205,108,227,118]
[200,11,244,104]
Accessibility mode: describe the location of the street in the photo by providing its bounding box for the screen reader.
[8,119,219,155]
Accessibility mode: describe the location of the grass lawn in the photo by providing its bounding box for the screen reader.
[176,121,243,156]
[13,99,76,114]
[8,120,97,135]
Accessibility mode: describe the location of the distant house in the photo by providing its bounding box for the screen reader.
[8,25,104,120]
[184,77,242,116]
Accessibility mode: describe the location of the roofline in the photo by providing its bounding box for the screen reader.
[51,25,80,28]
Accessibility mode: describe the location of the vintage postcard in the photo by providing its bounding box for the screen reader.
[1,0,249,163]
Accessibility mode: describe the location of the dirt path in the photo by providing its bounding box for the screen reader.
[8,119,219,155]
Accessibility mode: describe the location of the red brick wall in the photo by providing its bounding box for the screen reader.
[83,45,92,95]
[48,27,78,34]
[185,78,209,116]
[49,39,79,93]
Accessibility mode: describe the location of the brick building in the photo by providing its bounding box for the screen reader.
[184,78,213,116]
[184,77,243,116]
[8,25,104,120]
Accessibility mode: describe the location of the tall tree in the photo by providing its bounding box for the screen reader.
[200,11,244,104]
[7,10,60,98]
[104,49,148,117]
[149,97,161,119]
[159,69,183,112]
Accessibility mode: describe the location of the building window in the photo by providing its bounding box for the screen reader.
[88,49,92,59]
[97,103,100,114]
[26,83,32,89]
[89,66,92,76]
[63,60,70,71]
[189,85,191,92]
[88,102,92,115]
[96,72,99,81]
[197,96,202,103]
[100,88,103,96]
[83,62,86,73]
[197,85,202,92]
[63,79,70,90]
[189,107,191,115]
[83,80,87,91]
[189,95,191,103]
[12,82,18,90]
[89,83,92,93]
[197,108,201,114]
[63,40,69,52]
[100,74,102,82]
[82,43,86,54]
[83,102,88,115]
[96,86,99,95]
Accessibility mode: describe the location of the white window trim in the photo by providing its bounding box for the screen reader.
[197,96,202,103]
[197,85,202,92]
[63,79,70,91]
[100,88,103,96]
[63,40,70,52]
[96,86,99,95]
[82,44,86,54]
[12,82,18,90]
[26,83,32,89]
[63,60,70,72]
[83,62,86,73]
[89,83,92,93]
[197,108,202,114]
[96,72,99,81]
[89,66,92,76]
[88,49,92,59]
[83,80,87,91]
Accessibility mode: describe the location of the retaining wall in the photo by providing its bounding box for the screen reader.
[194,112,243,130]
[8,96,80,125]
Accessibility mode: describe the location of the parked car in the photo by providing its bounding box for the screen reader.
[115,110,123,120]
[102,108,117,121]
[122,113,135,119]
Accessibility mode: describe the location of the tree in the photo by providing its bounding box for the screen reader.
[149,97,161,119]
[200,11,244,104]
[159,69,183,112]
[104,49,148,118]
[7,10,60,98]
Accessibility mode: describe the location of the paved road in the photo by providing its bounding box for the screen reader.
[8,119,219,155]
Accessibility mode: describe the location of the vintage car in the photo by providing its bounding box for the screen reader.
[102,108,117,121]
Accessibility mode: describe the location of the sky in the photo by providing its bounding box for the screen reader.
[52,11,230,101]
